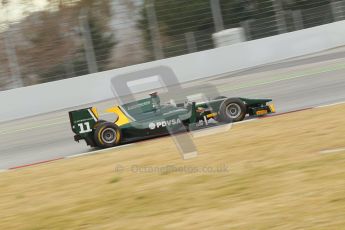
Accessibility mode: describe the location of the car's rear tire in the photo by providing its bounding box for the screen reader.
[94,122,121,148]
[217,98,246,123]
[94,120,106,129]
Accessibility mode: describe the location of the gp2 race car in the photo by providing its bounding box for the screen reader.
[69,93,275,148]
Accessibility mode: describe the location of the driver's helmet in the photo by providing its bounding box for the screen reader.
[149,92,160,109]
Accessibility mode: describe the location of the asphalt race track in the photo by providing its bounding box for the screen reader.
[1,47,345,169]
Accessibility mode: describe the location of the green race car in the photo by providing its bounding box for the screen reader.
[69,93,275,148]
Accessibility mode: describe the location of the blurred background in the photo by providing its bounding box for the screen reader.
[0,0,344,91]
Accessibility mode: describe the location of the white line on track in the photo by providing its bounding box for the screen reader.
[0,120,67,136]
[319,148,345,154]
[0,113,109,136]
[315,100,345,109]
[0,169,8,173]
[66,152,97,159]
[191,125,231,138]
[66,144,135,159]
[235,118,258,124]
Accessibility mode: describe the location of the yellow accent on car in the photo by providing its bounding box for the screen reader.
[206,112,218,118]
[106,106,131,126]
[91,107,99,119]
[115,129,121,144]
[97,126,105,145]
[268,104,276,113]
[256,110,268,116]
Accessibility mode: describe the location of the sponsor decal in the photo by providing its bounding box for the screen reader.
[149,122,156,130]
[75,118,94,123]
[149,118,182,130]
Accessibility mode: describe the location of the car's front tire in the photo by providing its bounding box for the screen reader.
[218,98,246,123]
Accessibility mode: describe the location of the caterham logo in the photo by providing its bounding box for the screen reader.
[149,118,182,130]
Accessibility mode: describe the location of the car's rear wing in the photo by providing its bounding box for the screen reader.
[69,107,99,137]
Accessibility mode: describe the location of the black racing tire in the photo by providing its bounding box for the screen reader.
[93,120,107,129]
[218,98,246,123]
[94,122,121,148]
